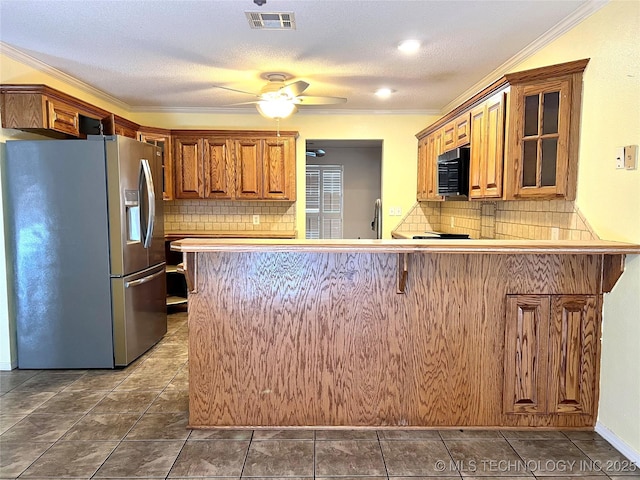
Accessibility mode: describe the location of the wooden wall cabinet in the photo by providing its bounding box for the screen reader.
[262,136,296,200]
[416,136,429,200]
[204,138,235,199]
[234,136,296,200]
[174,132,296,201]
[442,111,471,150]
[0,85,115,138]
[469,91,506,199]
[139,128,174,200]
[1,90,81,137]
[234,138,262,200]
[504,60,588,200]
[415,59,588,202]
[113,115,139,139]
[416,129,443,201]
[503,294,598,416]
[46,97,80,136]
[174,136,234,200]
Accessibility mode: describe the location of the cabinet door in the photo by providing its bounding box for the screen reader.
[263,137,294,200]
[46,98,79,136]
[139,132,173,200]
[469,104,486,199]
[455,112,471,146]
[234,139,262,199]
[416,137,429,200]
[483,93,505,198]
[203,138,233,199]
[503,295,550,414]
[507,79,572,199]
[442,121,456,151]
[174,137,203,199]
[547,295,598,415]
[426,130,443,200]
[469,93,505,199]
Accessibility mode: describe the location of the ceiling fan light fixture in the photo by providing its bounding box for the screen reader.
[256,99,296,119]
[375,88,394,99]
[398,39,421,54]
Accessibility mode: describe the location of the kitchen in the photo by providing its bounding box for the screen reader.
[0,0,639,478]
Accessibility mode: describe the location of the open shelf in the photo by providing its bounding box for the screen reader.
[167,295,188,306]
[166,240,188,308]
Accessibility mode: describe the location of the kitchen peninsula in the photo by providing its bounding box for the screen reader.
[171,238,640,429]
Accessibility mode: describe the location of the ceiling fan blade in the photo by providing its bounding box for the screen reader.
[294,95,347,105]
[281,80,309,98]
[225,101,261,105]
[212,85,259,97]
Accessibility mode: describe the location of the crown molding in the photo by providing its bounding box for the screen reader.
[0,42,131,112]
[441,0,609,114]
[128,105,438,116]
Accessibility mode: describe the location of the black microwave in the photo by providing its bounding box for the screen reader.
[437,147,470,197]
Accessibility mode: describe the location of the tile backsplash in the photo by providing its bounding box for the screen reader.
[394,199,597,240]
[394,203,441,234]
[164,200,296,232]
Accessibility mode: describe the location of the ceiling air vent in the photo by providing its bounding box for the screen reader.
[245,12,295,30]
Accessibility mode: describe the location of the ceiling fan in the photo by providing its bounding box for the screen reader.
[213,73,347,119]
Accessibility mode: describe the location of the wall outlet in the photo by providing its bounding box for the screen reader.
[389,207,395,216]
[252,214,260,225]
[394,207,402,216]
[551,227,560,240]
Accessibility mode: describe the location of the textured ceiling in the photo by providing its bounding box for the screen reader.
[0,0,605,114]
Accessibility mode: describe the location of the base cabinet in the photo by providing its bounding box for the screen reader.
[503,294,598,416]
[547,295,598,414]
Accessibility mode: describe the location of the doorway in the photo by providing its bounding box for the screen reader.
[305,140,382,239]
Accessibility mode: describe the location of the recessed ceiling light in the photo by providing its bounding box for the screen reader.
[398,39,420,54]
[375,88,394,99]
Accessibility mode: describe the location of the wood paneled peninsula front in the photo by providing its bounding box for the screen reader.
[171,238,640,429]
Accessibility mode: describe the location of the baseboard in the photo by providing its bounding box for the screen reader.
[0,360,17,371]
[595,421,640,466]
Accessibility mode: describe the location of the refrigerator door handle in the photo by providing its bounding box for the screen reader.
[140,158,156,248]
[125,268,165,288]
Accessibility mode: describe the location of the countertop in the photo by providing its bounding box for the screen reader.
[165,230,296,240]
[170,238,640,255]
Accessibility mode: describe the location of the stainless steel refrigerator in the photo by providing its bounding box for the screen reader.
[4,135,167,368]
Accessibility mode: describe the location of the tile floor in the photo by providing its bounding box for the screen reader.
[1,311,638,479]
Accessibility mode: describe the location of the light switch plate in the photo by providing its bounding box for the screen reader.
[625,145,638,170]
[616,146,625,169]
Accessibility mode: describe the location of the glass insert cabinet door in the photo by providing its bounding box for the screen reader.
[512,79,572,198]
